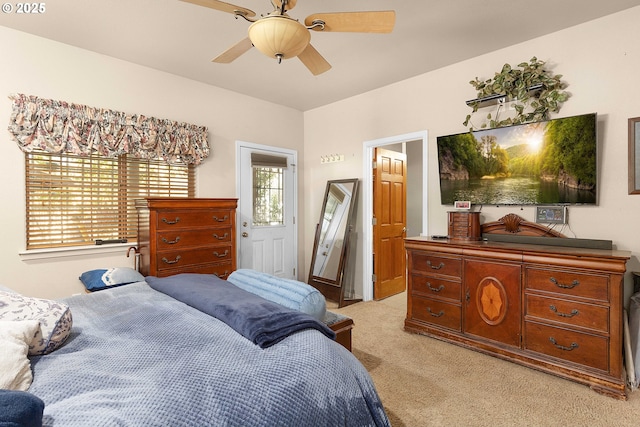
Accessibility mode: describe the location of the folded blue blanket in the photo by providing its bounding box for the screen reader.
[146,274,336,348]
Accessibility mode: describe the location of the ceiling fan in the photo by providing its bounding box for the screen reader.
[181,0,396,75]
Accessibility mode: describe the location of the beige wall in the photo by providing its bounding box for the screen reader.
[0,26,304,298]
[2,7,640,303]
[303,7,640,302]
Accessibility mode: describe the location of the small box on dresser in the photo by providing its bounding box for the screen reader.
[136,198,237,279]
[448,211,481,240]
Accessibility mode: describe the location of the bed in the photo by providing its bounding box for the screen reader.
[13,275,390,426]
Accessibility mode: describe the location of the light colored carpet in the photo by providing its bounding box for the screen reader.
[331,292,640,427]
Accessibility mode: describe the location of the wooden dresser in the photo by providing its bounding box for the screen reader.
[405,215,630,399]
[136,198,237,279]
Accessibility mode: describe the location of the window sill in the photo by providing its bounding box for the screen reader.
[19,242,136,261]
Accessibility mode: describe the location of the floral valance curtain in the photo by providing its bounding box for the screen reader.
[7,93,210,165]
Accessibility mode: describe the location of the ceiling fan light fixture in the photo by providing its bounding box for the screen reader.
[248,15,310,61]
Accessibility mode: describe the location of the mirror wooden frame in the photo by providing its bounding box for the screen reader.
[629,117,640,194]
[308,179,361,307]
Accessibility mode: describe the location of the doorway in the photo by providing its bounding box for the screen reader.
[373,147,407,300]
[362,131,428,301]
[236,141,298,278]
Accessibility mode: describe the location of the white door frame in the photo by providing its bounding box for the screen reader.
[235,140,298,277]
[361,131,428,301]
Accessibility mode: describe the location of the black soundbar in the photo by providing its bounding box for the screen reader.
[482,233,612,250]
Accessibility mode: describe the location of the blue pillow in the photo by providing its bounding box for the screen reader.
[227,269,326,321]
[79,267,145,292]
[0,389,44,427]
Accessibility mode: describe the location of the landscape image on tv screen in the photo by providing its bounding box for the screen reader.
[437,113,597,206]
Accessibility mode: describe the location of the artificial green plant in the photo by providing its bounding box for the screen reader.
[463,57,569,130]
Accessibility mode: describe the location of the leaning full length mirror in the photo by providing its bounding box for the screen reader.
[308,179,360,307]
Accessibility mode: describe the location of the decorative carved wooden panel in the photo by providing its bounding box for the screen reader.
[464,259,521,347]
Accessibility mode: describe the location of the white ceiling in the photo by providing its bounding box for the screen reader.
[1,0,639,111]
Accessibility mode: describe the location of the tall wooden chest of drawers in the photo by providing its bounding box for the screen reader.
[405,236,630,399]
[136,198,237,279]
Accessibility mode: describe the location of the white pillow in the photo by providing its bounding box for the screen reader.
[0,291,73,355]
[0,320,40,390]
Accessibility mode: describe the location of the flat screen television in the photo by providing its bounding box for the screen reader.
[437,113,597,206]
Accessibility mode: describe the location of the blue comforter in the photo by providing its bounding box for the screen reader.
[28,282,390,427]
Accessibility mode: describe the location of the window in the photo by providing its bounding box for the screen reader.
[25,150,194,249]
[252,166,284,226]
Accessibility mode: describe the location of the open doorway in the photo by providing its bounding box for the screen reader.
[362,131,428,301]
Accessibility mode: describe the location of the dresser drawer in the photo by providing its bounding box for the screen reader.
[410,253,462,278]
[411,274,461,302]
[411,296,461,331]
[156,262,234,279]
[156,228,232,249]
[155,209,233,230]
[525,294,609,333]
[525,322,609,372]
[525,268,609,302]
[155,245,233,271]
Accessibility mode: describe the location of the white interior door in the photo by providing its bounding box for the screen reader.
[237,142,297,278]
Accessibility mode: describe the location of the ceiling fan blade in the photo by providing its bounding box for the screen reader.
[212,37,253,63]
[180,0,256,18]
[272,0,297,12]
[297,44,331,76]
[304,11,396,33]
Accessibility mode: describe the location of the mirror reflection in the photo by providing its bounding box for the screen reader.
[313,181,354,279]
[308,179,360,307]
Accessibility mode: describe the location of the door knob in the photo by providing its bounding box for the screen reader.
[242,232,249,237]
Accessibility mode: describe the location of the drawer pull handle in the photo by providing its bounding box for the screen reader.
[549,305,579,318]
[214,271,230,279]
[427,307,445,317]
[212,215,228,222]
[549,337,579,351]
[213,232,229,240]
[549,277,580,289]
[427,260,445,270]
[427,282,445,292]
[161,217,180,225]
[213,250,229,258]
[161,255,181,265]
[161,236,180,245]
